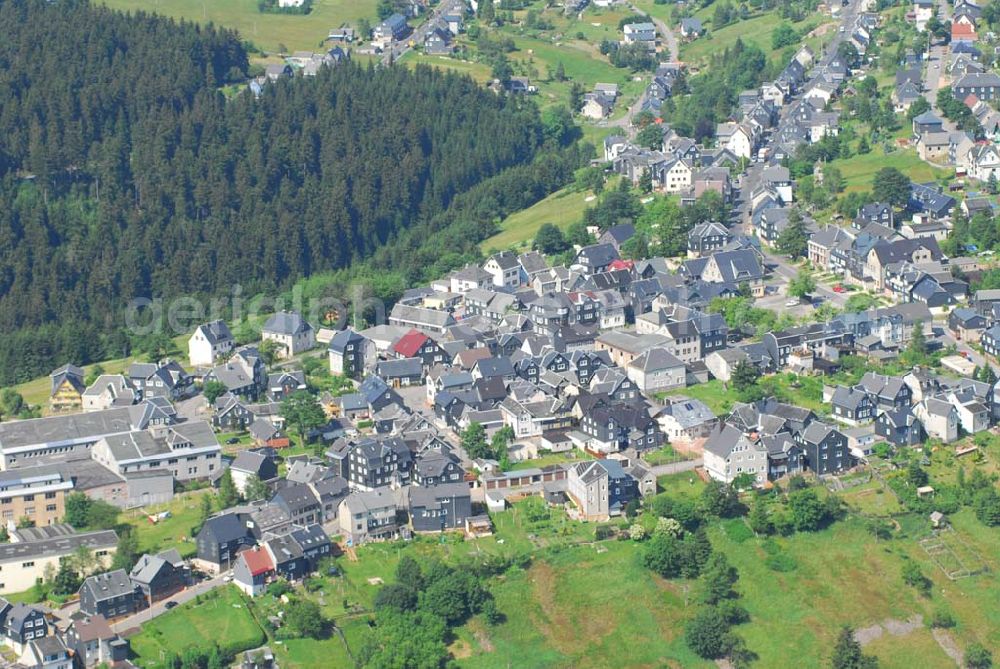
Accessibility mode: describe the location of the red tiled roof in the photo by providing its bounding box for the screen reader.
[242,547,273,577]
[608,259,635,271]
[964,93,980,109]
[393,329,429,358]
[952,23,976,38]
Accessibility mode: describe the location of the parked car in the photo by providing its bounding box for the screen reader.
[833,284,846,293]
[164,601,178,610]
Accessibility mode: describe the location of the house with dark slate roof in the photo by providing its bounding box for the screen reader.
[795,422,853,475]
[829,386,877,425]
[129,550,187,604]
[413,447,465,487]
[326,436,413,491]
[574,243,620,275]
[409,482,472,531]
[875,406,926,447]
[262,311,315,359]
[79,569,141,620]
[272,484,322,525]
[0,600,48,654]
[327,329,375,378]
[195,512,259,573]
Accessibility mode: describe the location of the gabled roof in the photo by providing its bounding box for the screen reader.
[576,243,620,269]
[199,512,256,545]
[263,311,312,336]
[704,423,761,459]
[195,320,233,345]
[241,547,274,576]
[130,553,173,585]
[231,450,273,476]
[80,569,135,603]
[800,421,840,445]
[393,329,431,358]
[912,110,943,126]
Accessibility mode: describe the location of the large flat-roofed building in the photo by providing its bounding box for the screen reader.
[0,467,73,528]
[91,421,220,483]
[0,400,174,470]
[0,525,117,594]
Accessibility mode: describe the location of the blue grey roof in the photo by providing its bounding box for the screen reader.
[196,320,233,345]
[475,357,514,378]
[200,512,254,544]
[328,329,365,352]
[263,311,311,336]
[576,243,620,268]
[377,357,423,378]
[359,375,395,403]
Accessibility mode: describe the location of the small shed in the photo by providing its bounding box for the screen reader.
[930,511,947,528]
[917,485,935,498]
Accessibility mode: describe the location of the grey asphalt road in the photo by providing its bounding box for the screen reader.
[923,0,956,133]
[627,3,679,63]
[383,0,466,65]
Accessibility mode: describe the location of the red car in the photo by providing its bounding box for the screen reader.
[832,284,845,293]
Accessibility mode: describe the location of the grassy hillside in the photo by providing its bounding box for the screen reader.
[114,447,1000,668]
[679,8,833,66]
[99,0,377,52]
[480,186,595,252]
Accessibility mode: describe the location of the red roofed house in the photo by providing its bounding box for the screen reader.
[965,93,980,110]
[952,22,976,42]
[608,259,635,272]
[233,545,274,597]
[392,329,446,367]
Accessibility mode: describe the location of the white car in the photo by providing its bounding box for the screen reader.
[785,299,800,307]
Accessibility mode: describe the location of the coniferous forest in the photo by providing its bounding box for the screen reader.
[0,0,556,382]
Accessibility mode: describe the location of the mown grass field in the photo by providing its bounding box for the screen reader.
[100,0,377,52]
[123,489,213,558]
[829,147,954,193]
[130,586,266,666]
[508,450,593,471]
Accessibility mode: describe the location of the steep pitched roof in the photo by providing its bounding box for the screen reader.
[263,311,311,336]
[392,329,430,358]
